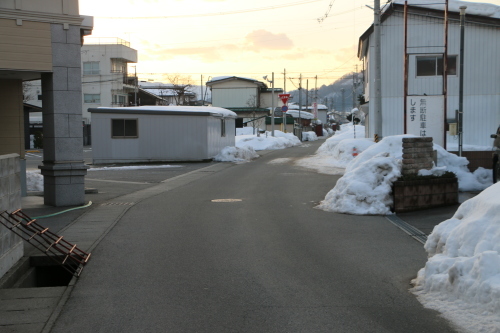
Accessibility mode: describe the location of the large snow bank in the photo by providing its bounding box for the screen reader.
[213,146,259,163]
[316,152,401,215]
[412,182,500,332]
[316,136,405,215]
[316,135,493,215]
[236,130,301,151]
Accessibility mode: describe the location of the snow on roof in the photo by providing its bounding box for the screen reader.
[93,106,237,118]
[285,110,315,119]
[391,0,500,18]
[207,76,263,84]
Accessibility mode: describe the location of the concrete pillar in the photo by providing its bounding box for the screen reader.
[40,23,88,206]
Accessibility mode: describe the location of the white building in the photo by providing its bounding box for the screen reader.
[358,0,500,147]
[81,38,138,124]
[206,76,283,128]
[90,106,236,163]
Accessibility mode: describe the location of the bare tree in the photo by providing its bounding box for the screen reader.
[22,81,34,103]
[165,74,194,106]
[246,95,264,136]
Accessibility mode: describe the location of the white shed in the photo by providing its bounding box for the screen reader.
[89,106,237,164]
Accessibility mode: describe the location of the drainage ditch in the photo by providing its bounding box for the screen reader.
[1,256,75,289]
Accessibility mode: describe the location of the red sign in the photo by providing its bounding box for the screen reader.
[278,93,290,105]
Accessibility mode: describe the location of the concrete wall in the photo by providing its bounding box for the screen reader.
[0,154,23,280]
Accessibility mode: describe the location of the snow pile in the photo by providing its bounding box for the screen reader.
[26,171,43,191]
[236,130,301,151]
[213,146,259,163]
[316,123,367,155]
[316,134,492,215]
[434,144,493,191]
[302,131,318,141]
[236,127,257,136]
[412,182,500,332]
[285,110,315,119]
[316,152,402,215]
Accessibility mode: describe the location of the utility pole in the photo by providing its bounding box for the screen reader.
[271,72,275,137]
[134,65,138,106]
[373,0,383,140]
[200,74,203,105]
[458,6,467,156]
[306,79,309,112]
[299,74,302,137]
[283,68,286,93]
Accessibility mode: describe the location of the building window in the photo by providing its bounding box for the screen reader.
[112,95,127,106]
[221,119,226,137]
[84,94,101,103]
[111,119,138,138]
[111,59,126,73]
[37,95,42,100]
[83,61,100,75]
[416,55,457,76]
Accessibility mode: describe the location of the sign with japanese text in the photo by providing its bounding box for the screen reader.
[406,95,444,147]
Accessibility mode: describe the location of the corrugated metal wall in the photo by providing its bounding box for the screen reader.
[92,113,235,163]
[367,10,500,147]
[212,87,258,107]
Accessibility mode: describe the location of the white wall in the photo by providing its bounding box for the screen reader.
[92,112,235,163]
[365,10,500,147]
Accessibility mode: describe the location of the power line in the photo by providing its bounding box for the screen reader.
[96,0,323,19]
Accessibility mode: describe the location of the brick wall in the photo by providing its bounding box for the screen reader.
[0,154,23,279]
[402,137,434,175]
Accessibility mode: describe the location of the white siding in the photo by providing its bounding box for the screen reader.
[211,87,259,107]
[91,113,235,163]
[365,10,500,146]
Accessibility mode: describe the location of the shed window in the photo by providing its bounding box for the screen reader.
[83,61,100,75]
[221,119,226,137]
[112,119,138,138]
[416,55,457,76]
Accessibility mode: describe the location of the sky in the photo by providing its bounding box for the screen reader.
[79,0,500,89]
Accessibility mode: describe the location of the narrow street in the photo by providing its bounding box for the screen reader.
[51,140,456,332]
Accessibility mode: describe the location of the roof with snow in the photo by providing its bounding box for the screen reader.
[206,76,267,88]
[89,106,237,118]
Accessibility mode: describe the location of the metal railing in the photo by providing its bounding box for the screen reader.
[83,37,130,47]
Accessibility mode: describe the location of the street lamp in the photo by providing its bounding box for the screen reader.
[263,73,275,137]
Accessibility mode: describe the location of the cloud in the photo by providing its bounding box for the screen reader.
[334,45,357,63]
[245,29,294,51]
[140,43,238,63]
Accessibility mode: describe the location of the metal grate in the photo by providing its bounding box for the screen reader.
[0,210,91,277]
[100,202,134,206]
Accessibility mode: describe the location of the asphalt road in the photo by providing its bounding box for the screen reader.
[51,141,457,332]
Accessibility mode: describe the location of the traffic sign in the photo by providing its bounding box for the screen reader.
[281,105,288,112]
[278,93,290,105]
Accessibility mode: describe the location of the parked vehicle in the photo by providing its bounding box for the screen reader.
[491,125,500,183]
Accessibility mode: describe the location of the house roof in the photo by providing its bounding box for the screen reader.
[89,106,237,118]
[206,76,267,88]
[358,0,500,58]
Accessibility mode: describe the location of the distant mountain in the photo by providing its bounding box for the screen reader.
[287,72,364,111]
